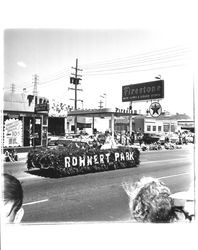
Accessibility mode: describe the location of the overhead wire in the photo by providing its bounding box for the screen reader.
[83,55,190,74]
[83,51,190,72]
[83,63,188,76]
[81,45,190,69]
[4,45,191,91]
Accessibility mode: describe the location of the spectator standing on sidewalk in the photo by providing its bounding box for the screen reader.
[1,173,24,223]
[137,129,143,147]
[130,131,135,145]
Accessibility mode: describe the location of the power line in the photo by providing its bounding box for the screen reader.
[83,55,190,74]
[81,45,190,68]
[21,73,68,90]
[83,51,190,72]
[83,63,187,76]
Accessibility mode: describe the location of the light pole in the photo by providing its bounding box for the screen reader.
[100,93,107,108]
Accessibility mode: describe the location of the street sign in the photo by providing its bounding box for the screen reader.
[122,80,164,102]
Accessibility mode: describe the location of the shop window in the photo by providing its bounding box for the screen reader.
[163,124,169,132]
[147,125,151,131]
[24,116,42,146]
[3,116,23,147]
[43,115,48,126]
[171,124,176,132]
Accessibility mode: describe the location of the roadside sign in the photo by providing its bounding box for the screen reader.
[149,102,162,117]
[122,80,164,102]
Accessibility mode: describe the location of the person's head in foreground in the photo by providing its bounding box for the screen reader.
[2,173,24,223]
[123,177,193,223]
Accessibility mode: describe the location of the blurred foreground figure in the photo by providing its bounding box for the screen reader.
[123,177,194,223]
[2,173,24,223]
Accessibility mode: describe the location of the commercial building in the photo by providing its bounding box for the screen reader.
[115,113,194,134]
[48,99,69,136]
[3,90,49,151]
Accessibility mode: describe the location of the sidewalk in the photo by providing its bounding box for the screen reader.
[2,152,28,162]
[18,152,28,161]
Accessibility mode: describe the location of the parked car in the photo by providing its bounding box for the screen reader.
[186,134,194,143]
[48,138,71,147]
[169,133,179,144]
[142,133,160,144]
[159,134,166,145]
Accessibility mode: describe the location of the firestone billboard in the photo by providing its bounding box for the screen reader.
[122,80,164,102]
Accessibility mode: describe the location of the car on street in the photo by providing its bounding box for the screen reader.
[169,133,179,144]
[142,133,160,144]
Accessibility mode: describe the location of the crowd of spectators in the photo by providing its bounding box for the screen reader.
[81,129,194,151]
[4,149,18,162]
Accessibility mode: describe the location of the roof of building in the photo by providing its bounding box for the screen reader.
[3,91,35,112]
[150,113,191,120]
[68,108,139,117]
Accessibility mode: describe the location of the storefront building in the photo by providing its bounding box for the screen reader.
[114,113,194,134]
[3,91,49,151]
[48,100,69,136]
[67,108,138,135]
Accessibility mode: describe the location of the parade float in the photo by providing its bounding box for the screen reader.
[27,136,140,178]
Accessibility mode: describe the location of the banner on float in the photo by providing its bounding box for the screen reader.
[64,151,135,168]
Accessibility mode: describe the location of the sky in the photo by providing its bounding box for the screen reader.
[4,29,194,118]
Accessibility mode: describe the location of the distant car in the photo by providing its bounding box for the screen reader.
[48,138,71,147]
[169,133,179,144]
[159,135,166,145]
[142,133,160,144]
[186,135,194,143]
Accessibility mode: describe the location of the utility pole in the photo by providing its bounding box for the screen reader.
[32,74,39,149]
[98,99,104,109]
[69,58,83,133]
[33,74,39,96]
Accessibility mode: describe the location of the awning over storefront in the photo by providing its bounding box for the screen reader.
[68,108,139,135]
[68,108,138,117]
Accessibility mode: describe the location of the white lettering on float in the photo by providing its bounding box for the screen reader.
[87,155,93,166]
[120,152,125,161]
[72,157,78,166]
[65,157,71,168]
[125,152,129,160]
[115,152,119,161]
[79,156,86,167]
[64,151,135,168]
[94,155,99,164]
[99,154,104,164]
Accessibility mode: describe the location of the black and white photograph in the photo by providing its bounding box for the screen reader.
[1,1,197,250]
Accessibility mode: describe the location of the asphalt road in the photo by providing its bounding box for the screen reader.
[3,145,194,223]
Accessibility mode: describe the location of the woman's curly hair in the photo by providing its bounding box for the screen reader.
[123,177,190,223]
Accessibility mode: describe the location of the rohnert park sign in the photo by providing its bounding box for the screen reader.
[64,151,135,168]
[122,80,164,102]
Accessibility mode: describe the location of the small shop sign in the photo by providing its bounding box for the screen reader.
[4,118,23,147]
[35,103,49,112]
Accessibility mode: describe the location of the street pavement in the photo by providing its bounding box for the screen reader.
[3,144,194,223]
